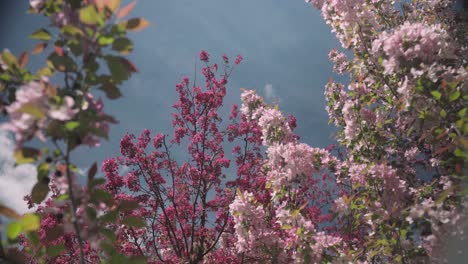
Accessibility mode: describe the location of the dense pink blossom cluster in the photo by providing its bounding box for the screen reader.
[1,80,77,146]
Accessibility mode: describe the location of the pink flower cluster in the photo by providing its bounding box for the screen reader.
[372,22,451,75]
[1,80,77,146]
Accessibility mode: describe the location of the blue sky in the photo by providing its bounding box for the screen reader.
[0,0,345,211]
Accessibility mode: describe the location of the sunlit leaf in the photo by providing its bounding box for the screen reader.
[18,103,45,119]
[65,121,80,131]
[30,29,51,41]
[430,90,441,100]
[2,49,17,67]
[6,222,22,240]
[20,213,40,232]
[15,147,40,164]
[449,90,460,102]
[98,35,114,46]
[61,25,84,36]
[79,5,99,25]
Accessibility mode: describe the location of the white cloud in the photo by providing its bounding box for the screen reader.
[0,132,37,214]
[264,83,282,103]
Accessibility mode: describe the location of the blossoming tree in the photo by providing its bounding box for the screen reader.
[0,0,466,263]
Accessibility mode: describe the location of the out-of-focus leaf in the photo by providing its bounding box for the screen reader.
[18,52,29,67]
[98,35,114,46]
[116,1,136,19]
[44,225,65,241]
[6,222,22,240]
[112,37,133,54]
[449,90,460,102]
[122,215,145,228]
[88,162,98,181]
[48,53,77,72]
[120,18,149,31]
[31,182,49,204]
[104,55,131,82]
[99,82,122,99]
[100,228,117,241]
[0,204,21,220]
[118,200,139,212]
[15,147,40,164]
[79,5,99,25]
[61,25,84,36]
[92,189,113,204]
[2,49,17,67]
[95,0,121,12]
[18,103,45,119]
[65,121,80,131]
[47,244,66,258]
[431,90,441,100]
[30,29,51,41]
[20,213,40,232]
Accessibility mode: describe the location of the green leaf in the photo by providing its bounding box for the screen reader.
[458,108,467,118]
[439,109,447,118]
[454,148,466,158]
[55,193,69,202]
[20,213,40,232]
[31,182,49,204]
[79,5,99,25]
[99,82,122,99]
[48,53,77,72]
[37,162,50,182]
[98,35,114,46]
[89,178,106,188]
[430,90,441,100]
[30,29,51,41]
[61,25,84,36]
[65,121,80,131]
[15,147,40,164]
[46,244,65,258]
[6,222,22,240]
[2,49,17,67]
[100,210,118,223]
[118,200,139,212]
[122,216,145,228]
[112,37,133,54]
[104,55,131,82]
[18,103,45,119]
[449,90,460,102]
[92,189,113,204]
[100,228,117,242]
[27,231,40,246]
[121,18,150,31]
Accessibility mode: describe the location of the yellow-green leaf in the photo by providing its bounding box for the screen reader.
[20,213,40,232]
[18,103,45,119]
[2,49,17,67]
[79,5,99,25]
[6,222,22,240]
[30,29,51,41]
